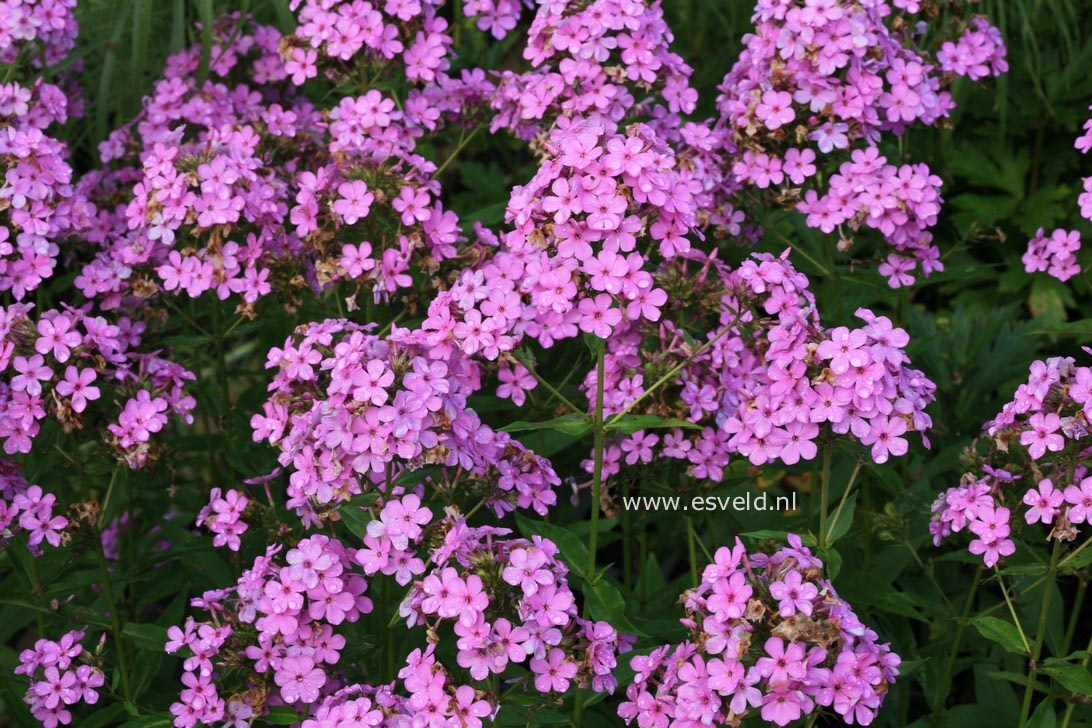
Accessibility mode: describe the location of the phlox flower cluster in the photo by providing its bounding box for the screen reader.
[286,0,455,85]
[0,79,92,299]
[15,629,103,728]
[421,119,694,357]
[463,0,530,40]
[1022,227,1082,283]
[250,317,560,525]
[1078,102,1092,220]
[618,536,900,727]
[0,0,78,66]
[583,249,935,484]
[1024,103,1091,281]
[711,1,1005,286]
[296,646,494,727]
[937,17,1010,81]
[489,0,696,139]
[165,536,372,726]
[796,149,944,288]
[0,302,196,466]
[167,498,631,726]
[931,354,1092,566]
[285,0,501,136]
[0,456,67,552]
[196,487,250,552]
[393,515,633,695]
[79,17,466,312]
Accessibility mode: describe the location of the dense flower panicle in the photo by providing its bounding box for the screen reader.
[0,0,78,66]
[489,0,696,138]
[709,1,1005,287]
[166,536,372,726]
[0,79,93,300]
[196,487,250,552]
[1022,227,1082,283]
[0,302,195,466]
[421,119,694,358]
[618,536,900,727]
[16,629,103,728]
[1023,104,1090,281]
[0,456,67,553]
[796,150,944,289]
[464,0,531,40]
[168,507,630,726]
[393,513,633,695]
[937,17,1009,81]
[931,355,1092,566]
[581,250,934,483]
[78,16,468,312]
[251,317,560,525]
[287,0,450,84]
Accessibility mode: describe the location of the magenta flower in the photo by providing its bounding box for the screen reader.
[274,655,325,704]
[1022,479,1063,525]
[530,648,577,693]
[1020,413,1065,459]
[54,366,100,413]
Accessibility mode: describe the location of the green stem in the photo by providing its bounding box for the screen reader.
[584,345,607,586]
[431,124,483,179]
[1061,578,1086,656]
[517,353,585,415]
[96,543,132,703]
[818,434,832,549]
[1058,536,1091,569]
[29,557,46,635]
[1019,541,1062,728]
[574,345,606,727]
[824,455,861,549]
[903,539,956,614]
[996,570,1033,655]
[622,480,632,603]
[607,307,745,427]
[936,568,982,715]
[1060,630,1092,728]
[686,517,699,586]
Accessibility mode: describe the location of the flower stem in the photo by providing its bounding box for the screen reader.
[96,542,132,703]
[584,345,606,586]
[686,517,699,586]
[1019,540,1061,728]
[574,345,606,727]
[622,480,632,602]
[936,567,982,715]
[818,434,832,549]
[606,306,745,427]
[1060,630,1092,728]
[823,455,861,549]
[996,570,1033,655]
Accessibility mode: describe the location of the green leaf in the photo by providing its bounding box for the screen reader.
[514,512,589,578]
[501,413,592,438]
[118,717,173,728]
[81,704,129,728]
[1041,660,1092,696]
[607,414,701,435]
[825,492,857,546]
[1026,698,1057,728]
[262,706,302,725]
[583,332,605,355]
[122,623,168,652]
[583,579,646,637]
[969,616,1028,655]
[338,503,375,541]
[821,547,843,580]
